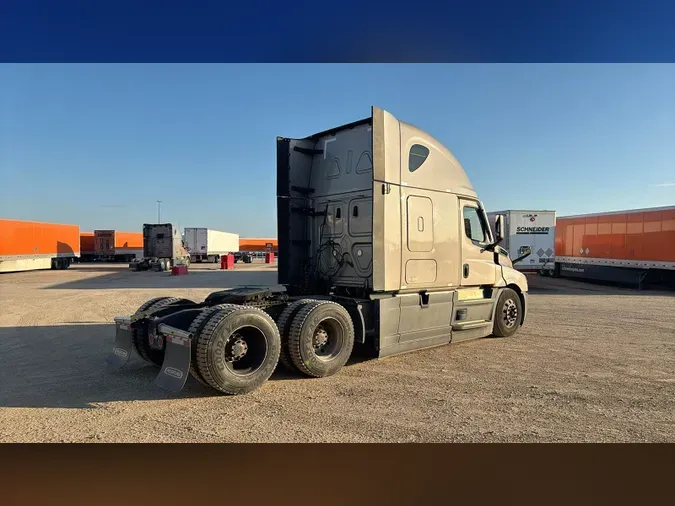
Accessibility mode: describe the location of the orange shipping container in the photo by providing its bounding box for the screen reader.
[555,206,675,265]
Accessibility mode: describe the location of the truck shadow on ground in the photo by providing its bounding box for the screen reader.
[526,276,674,297]
[68,265,134,273]
[43,269,281,290]
[0,323,370,409]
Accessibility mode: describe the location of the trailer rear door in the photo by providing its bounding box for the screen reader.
[95,230,115,256]
[509,211,556,270]
[197,228,208,254]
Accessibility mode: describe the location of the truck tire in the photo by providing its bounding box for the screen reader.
[492,288,523,338]
[287,300,355,378]
[132,297,194,367]
[195,306,281,395]
[274,299,317,372]
[186,303,240,387]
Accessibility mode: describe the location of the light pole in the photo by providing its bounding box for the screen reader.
[157,200,162,223]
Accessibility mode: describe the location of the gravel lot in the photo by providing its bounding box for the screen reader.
[0,262,673,442]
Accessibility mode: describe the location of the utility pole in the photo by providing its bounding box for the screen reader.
[157,200,162,223]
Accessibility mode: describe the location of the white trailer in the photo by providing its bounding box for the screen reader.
[183,228,239,263]
[487,210,556,272]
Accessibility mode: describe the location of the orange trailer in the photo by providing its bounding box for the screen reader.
[239,238,278,253]
[553,206,675,288]
[80,232,95,253]
[94,230,144,262]
[0,218,80,272]
[79,232,95,261]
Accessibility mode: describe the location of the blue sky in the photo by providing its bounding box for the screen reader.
[1,64,673,237]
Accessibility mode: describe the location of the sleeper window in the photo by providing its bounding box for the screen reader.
[409,144,430,172]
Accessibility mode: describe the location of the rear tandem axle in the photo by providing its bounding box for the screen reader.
[105,287,358,396]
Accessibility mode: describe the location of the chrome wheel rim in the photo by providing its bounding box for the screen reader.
[503,298,518,328]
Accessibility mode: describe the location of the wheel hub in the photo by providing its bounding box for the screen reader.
[503,299,518,327]
[313,327,329,349]
[225,334,248,362]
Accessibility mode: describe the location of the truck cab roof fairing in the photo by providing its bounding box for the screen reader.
[372,106,477,198]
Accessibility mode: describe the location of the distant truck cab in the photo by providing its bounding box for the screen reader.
[129,223,191,272]
[106,107,529,396]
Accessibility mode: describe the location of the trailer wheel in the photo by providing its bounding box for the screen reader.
[287,300,355,378]
[186,303,240,387]
[492,288,523,338]
[195,306,281,395]
[132,297,194,366]
[274,299,317,371]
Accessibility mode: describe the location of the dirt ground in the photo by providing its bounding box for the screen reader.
[0,262,673,442]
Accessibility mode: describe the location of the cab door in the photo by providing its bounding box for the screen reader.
[459,200,498,287]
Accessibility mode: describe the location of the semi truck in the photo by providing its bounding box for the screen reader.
[183,228,239,263]
[129,223,191,272]
[233,251,253,264]
[0,219,80,273]
[94,230,144,262]
[106,106,531,396]
[548,206,675,289]
[486,210,556,273]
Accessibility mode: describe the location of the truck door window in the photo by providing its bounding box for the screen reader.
[463,206,488,245]
[409,144,430,172]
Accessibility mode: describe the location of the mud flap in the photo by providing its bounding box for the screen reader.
[154,326,193,393]
[105,317,133,369]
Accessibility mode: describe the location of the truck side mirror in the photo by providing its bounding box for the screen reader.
[495,215,505,243]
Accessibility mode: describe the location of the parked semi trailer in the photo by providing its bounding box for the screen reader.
[487,210,556,273]
[184,228,239,263]
[94,230,144,262]
[239,238,278,253]
[79,232,96,262]
[106,106,530,396]
[549,206,675,289]
[0,219,80,273]
[129,223,191,272]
